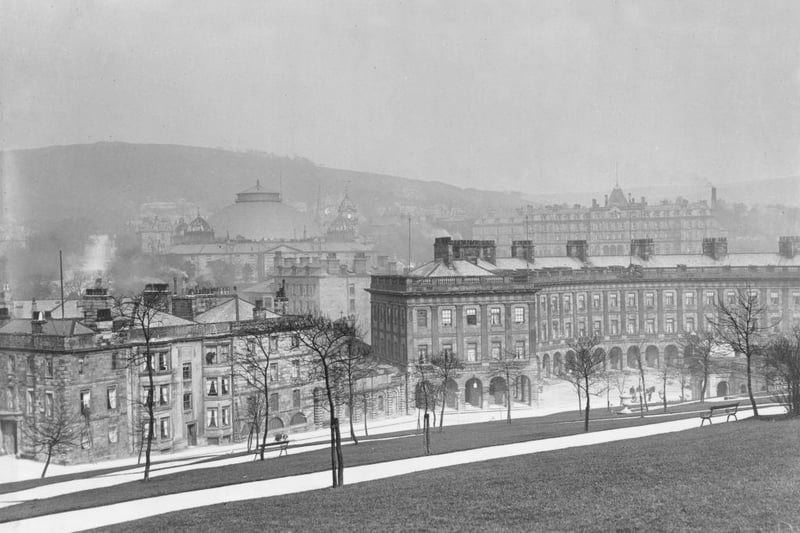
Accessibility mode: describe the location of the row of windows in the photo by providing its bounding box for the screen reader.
[416,306,526,328]
[417,340,527,363]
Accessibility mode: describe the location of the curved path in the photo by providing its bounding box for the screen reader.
[0,405,781,533]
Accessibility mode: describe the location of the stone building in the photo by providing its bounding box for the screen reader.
[369,236,800,409]
[473,185,721,257]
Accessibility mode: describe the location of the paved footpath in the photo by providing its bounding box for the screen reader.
[0,405,781,533]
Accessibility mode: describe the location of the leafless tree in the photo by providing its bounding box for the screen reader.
[491,350,528,424]
[414,362,436,454]
[656,350,687,413]
[112,291,169,481]
[626,342,649,416]
[233,320,286,460]
[563,336,606,431]
[430,350,464,431]
[333,328,377,445]
[764,327,800,416]
[295,316,361,488]
[24,391,84,478]
[709,286,772,417]
[678,331,717,403]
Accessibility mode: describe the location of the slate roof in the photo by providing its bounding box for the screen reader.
[0,319,95,336]
[194,296,278,323]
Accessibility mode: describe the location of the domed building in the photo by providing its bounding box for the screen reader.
[208,181,320,241]
[326,190,360,242]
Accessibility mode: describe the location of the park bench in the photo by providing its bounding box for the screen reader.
[256,433,290,457]
[700,402,740,426]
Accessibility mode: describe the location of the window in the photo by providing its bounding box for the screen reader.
[592,294,601,310]
[793,291,800,306]
[269,364,278,382]
[563,295,572,312]
[608,293,619,308]
[441,309,453,327]
[221,407,230,426]
[183,392,192,411]
[645,319,655,334]
[107,386,117,410]
[466,343,477,362]
[490,307,502,326]
[726,291,736,304]
[292,335,300,348]
[159,385,170,406]
[292,360,301,379]
[610,319,619,335]
[78,358,84,375]
[270,392,279,410]
[108,425,118,444]
[45,358,54,378]
[466,308,477,326]
[442,343,453,356]
[221,377,229,395]
[160,417,170,439]
[491,342,502,359]
[6,355,14,374]
[550,295,559,313]
[539,295,547,313]
[665,318,675,334]
[664,292,675,306]
[626,293,637,307]
[514,340,526,358]
[514,307,525,324]
[593,320,602,335]
[182,362,191,380]
[684,292,696,307]
[770,292,780,306]
[644,292,655,308]
[685,317,696,332]
[207,408,218,428]
[205,348,217,365]
[551,320,560,337]
[418,344,428,362]
[206,378,218,396]
[157,352,170,371]
[269,336,279,350]
[26,390,34,415]
[706,291,716,305]
[45,391,53,417]
[564,322,573,338]
[80,390,91,414]
[540,324,548,341]
[293,389,301,409]
[577,294,586,311]
[626,317,637,334]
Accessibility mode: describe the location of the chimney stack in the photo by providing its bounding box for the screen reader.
[702,237,728,260]
[779,236,800,259]
[434,237,454,267]
[353,252,367,274]
[630,238,655,261]
[511,240,535,263]
[566,240,589,262]
[326,253,339,274]
[711,186,717,208]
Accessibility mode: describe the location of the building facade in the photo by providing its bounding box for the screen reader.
[473,185,721,257]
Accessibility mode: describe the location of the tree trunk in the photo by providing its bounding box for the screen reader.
[348,383,358,444]
[662,378,668,413]
[329,421,338,488]
[260,393,270,460]
[583,377,590,432]
[576,386,582,416]
[363,395,369,437]
[700,364,708,403]
[334,418,344,487]
[41,444,53,478]
[144,359,154,481]
[746,356,759,417]
[439,390,446,431]
[506,369,512,424]
[423,412,430,455]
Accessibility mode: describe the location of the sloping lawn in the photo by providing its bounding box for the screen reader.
[0,404,726,523]
[103,417,800,532]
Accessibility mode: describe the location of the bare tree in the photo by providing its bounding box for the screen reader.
[710,287,771,417]
[626,343,649,416]
[563,336,606,431]
[233,320,284,460]
[295,316,360,488]
[113,292,169,481]
[24,391,84,478]
[430,350,464,431]
[414,362,436,454]
[764,327,800,416]
[678,331,716,403]
[490,350,528,424]
[656,351,687,413]
[333,329,377,445]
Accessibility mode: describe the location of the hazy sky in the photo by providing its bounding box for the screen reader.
[2,1,800,194]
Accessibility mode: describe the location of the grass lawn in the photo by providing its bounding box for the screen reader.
[101,417,800,532]
[0,399,775,524]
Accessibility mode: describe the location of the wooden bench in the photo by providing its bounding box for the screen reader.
[700,402,740,426]
[256,435,290,458]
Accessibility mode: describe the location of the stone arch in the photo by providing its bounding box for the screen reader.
[465,377,483,407]
[609,347,622,370]
[716,381,728,397]
[739,384,747,394]
[665,345,679,367]
[627,346,640,368]
[542,353,551,378]
[603,245,609,255]
[594,347,606,367]
[290,412,307,426]
[489,376,508,405]
[376,394,385,412]
[645,345,659,368]
[268,417,284,430]
[444,378,459,409]
[553,352,563,375]
[514,375,532,405]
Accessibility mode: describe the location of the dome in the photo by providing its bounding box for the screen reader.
[209,181,320,241]
[187,216,213,233]
[607,186,628,208]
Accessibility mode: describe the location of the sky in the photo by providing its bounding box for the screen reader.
[2,1,800,194]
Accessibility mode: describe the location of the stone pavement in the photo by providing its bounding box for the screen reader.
[0,404,782,533]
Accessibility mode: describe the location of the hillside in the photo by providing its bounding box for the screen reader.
[0,142,523,235]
